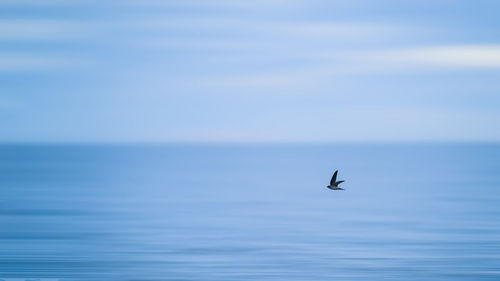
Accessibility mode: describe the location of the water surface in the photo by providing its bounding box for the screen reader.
[1,144,500,280]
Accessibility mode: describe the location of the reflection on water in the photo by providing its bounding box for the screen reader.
[1,144,500,280]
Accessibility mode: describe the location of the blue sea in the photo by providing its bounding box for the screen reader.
[1,144,500,280]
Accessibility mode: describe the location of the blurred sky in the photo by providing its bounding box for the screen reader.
[1,0,500,143]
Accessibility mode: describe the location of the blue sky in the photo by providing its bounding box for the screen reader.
[1,0,500,142]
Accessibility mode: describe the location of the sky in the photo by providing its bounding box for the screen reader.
[1,0,500,143]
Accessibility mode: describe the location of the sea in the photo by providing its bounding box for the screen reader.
[1,143,499,280]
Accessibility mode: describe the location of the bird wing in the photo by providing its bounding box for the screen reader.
[335,180,344,185]
[330,170,338,185]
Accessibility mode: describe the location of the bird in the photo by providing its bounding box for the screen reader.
[327,170,345,190]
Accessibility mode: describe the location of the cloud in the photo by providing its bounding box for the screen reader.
[0,20,91,41]
[373,45,500,68]
[120,0,309,9]
[153,105,500,143]
[0,0,76,5]
[192,44,500,90]
[137,17,400,40]
[0,53,84,71]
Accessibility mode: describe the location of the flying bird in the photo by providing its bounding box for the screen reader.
[327,170,345,190]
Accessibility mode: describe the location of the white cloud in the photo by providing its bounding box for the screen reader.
[0,16,400,46]
[0,0,75,5]
[0,20,95,41]
[154,105,500,143]
[0,53,84,71]
[373,45,500,68]
[137,17,400,40]
[201,44,500,88]
[121,0,308,9]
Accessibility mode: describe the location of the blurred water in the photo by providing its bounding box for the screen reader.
[1,144,500,280]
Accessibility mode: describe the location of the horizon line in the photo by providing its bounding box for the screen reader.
[1,140,500,146]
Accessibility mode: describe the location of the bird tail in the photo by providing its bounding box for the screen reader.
[335,180,344,185]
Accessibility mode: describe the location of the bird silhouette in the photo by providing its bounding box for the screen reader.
[327,170,345,190]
